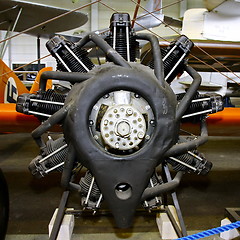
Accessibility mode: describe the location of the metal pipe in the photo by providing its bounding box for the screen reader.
[64,44,89,72]
[61,144,76,190]
[39,71,93,91]
[76,33,131,68]
[28,111,51,118]
[191,98,211,103]
[39,144,68,164]
[136,33,165,88]
[55,52,71,72]
[182,109,212,119]
[162,45,177,61]
[164,119,208,157]
[49,191,69,240]
[30,99,64,106]
[169,156,197,171]
[176,64,202,121]
[126,26,130,62]
[165,53,186,81]
[31,105,70,148]
[141,171,184,201]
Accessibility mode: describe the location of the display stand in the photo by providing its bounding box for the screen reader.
[49,164,187,240]
[160,163,188,238]
[225,208,240,227]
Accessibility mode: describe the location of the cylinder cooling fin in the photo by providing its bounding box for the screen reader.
[105,13,139,62]
[15,12,225,230]
[142,35,194,83]
[28,137,68,178]
[46,35,94,73]
[177,92,224,122]
[16,89,66,120]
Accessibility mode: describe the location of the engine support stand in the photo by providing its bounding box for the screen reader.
[162,163,188,238]
[49,190,70,240]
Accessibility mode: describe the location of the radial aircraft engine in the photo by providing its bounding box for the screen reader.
[17,13,223,228]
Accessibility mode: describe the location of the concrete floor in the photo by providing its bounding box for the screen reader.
[0,133,240,239]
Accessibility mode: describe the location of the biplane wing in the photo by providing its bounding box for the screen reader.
[182,0,240,42]
[0,0,88,36]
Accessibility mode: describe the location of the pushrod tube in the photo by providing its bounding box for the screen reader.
[76,33,131,69]
[39,71,93,91]
[164,119,208,157]
[31,105,70,148]
[176,64,202,121]
[136,33,165,88]
[141,171,184,201]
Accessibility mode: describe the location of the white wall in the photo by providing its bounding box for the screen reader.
[1,0,205,69]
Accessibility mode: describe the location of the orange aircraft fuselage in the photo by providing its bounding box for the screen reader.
[0,60,240,135]
[0,59,52,133]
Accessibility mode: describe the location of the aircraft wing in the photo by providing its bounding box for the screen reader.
[204,0,225,11]
[182,0,240,41]
[141,40,240,72]
[204,0,240,15]
[0,0,88,36]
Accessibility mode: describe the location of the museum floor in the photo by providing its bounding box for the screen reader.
[0,133,240,239]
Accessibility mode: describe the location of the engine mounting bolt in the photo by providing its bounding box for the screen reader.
[89,120,94,126]
[94,135,99,140]
[103,94,110,99]
[114,109,118,113]
[137,131,144,139]
[126,108,133,116]
[134,94,140,98]
[115,142,120,149]
[150,120,155,126]
[104,120,108,126]
[146,105,151,110]
[145,135,150,140]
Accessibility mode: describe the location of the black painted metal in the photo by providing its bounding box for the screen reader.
[49,191,69,240]
[15,12,212,234]
[176,64,202,121]
[76,33,131,69]
[39,71,93,91]
[63,63,179,228]
[0,169,9,240]
[164,164,187,237]
[136,33,165,88]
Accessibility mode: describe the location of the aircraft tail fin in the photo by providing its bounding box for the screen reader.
[0,60,53,103]
[0,59,29,103]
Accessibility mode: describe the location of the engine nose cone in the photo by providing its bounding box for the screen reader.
[116,120,131,137]
[100,104,147,151]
